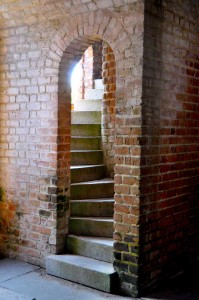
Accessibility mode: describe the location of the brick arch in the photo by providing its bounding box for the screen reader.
[46,10,129,63]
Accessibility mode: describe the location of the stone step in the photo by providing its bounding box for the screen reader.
[84,88,104,100]
[71,111,101,124]
[71,198,114,217]
[71,124,101,137]
[94,79,104,89]
[69,217,113,238]
[66,235,114,263]
[71,165,106,183]
[70,178,114,200]
[74,99,102,111]
[46,254,118,293]
[71,136,101,150]
[71,150,103,165]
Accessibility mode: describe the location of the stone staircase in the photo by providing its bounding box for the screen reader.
[46,80,118,293]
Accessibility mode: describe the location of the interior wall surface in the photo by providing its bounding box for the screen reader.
[140,0,199,293]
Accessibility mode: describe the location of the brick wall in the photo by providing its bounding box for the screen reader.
[0,2,144,296]
[102,42,116,177]
[93,41,103,80]
[74,41,102,100]
[140,0,199,293]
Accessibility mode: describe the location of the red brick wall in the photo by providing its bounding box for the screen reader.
[74,42,102,100]
[0,8,145,296]
[140,0,199,292]
[102,42,116,177]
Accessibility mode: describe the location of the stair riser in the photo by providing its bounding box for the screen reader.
[71,138,101,150]
[71,183,114,200]
[84,89,104,100]
[71,165,106,183]
[71,200,114,217]
[94,79,104,90]
[66,236,113,263]
[69,218,113,238]
[71,111,101,124]
[71,151,103,165]
[74,99,102,111]
[71,124,101,137]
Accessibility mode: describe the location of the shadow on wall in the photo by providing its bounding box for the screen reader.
[140,0,199,293]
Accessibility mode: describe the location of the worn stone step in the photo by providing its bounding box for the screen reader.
[66,235,114,263]
[69,217,113,238]
[74,99,102,111]
[84,88,104,100]
[71,136,101,150]
[71,165,106,183]
[71,178,114,200]
[71,150,103,165]
[46,254,118,293]
[71,111,101,124]
[71,124,101,137]
[70,198,114,217]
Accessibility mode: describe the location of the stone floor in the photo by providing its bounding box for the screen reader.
[0,258,199,300]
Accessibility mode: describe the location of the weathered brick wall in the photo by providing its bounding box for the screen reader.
[0,1,144,296]
[102,42,116,177]
[93,41,103,80]
[74,41,102,100]
[140,0,199,292]
[79,45,93,99]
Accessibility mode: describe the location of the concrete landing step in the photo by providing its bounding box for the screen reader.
[46,254,118,293]
[84,88,103,100]
[69,217,113,237]
[71,124,101,137]
[71,150,103,165]
[66,235,114,263]
[74,99,102,111]
[70,165,106,183]
[71,198,114,217]
[71,111,101,124]
[71,136,101,150]
[70,178,114,200]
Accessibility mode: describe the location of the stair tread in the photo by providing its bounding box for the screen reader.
[67,235,114,246]
[71,164,105,169]
[70,217,113,221]
[71,198,114,202]
[71,178,114,186]
[48,254,114,273]
[71,136,101,138]
[71,150,102,152]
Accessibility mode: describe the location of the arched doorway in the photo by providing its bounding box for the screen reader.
[45,10,141,295]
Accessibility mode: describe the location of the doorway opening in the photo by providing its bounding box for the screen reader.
[68,40,116,261]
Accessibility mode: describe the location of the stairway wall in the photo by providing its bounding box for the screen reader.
[102,42,116,178]
[0,4,144,297]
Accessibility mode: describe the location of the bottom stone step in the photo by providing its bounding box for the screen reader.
[46,254,118,293]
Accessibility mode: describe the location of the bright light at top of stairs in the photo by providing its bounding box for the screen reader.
[71,62,82,105]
